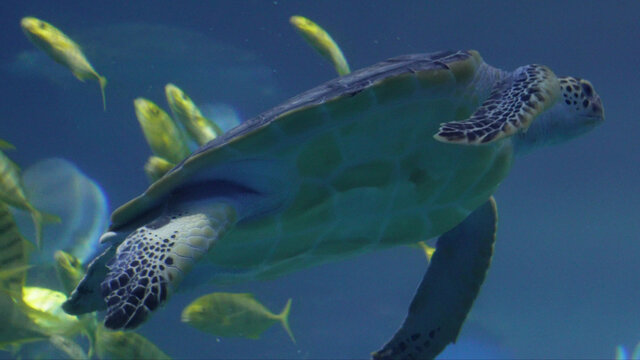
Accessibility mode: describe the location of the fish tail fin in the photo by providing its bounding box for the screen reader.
[29,207,61,249]
[98,75,108,111]
[278,298,295,343]
[335,57,351,76]
[417,241,436,262]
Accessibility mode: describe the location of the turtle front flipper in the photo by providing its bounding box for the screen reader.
[99,202,236,330]
[372,197,498,360]
[435,64,559,144]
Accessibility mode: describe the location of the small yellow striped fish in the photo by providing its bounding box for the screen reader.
[182,292,295,343]
[0,202,32,294]
[0,150,59,248]
[53,251,85,296]
[53,251,99,358]
[134,98,191,164]
[15,287,85,337]
[95,324,171,360]
[290,15,350,76]
[144,156,175,184]
[0,202,35,346]
[21,17,108,110]
[165,84,223,146]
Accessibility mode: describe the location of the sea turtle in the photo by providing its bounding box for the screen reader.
[63,50,603,358]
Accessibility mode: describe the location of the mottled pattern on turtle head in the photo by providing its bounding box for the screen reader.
[435,64,558,144]
[558,77,603,118]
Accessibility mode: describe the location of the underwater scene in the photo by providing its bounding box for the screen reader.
[0,0,639,359]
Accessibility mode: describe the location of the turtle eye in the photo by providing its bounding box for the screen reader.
[582,99,589,108]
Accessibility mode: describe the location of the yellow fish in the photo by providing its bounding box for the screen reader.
[290,15,350,76]
[181,292,295,343]
[16,287,84,337]
[165,84,222,146]
[0,202,42,349]
[20,17,108,110]
[0,202,32,293]
[48,334,89,360]
[144,156,175,183]
[53,251,99,357]
[134,98,191,164]
[0,150,59,248]
[53,251,85,295]
[95,324,171,360]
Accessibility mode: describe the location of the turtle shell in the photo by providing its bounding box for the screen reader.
[109,49,514,280]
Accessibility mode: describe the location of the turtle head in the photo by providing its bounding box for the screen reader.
[514,76,604,155]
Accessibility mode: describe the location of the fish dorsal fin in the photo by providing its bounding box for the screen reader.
[434,64,558,144]
[0,139,15,150]
[237,293,255,300]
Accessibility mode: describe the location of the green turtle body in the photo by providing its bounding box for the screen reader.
[111,50,509,281]
[64,49,604,353]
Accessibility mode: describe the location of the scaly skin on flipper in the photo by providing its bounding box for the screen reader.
[435,65,559,144]
[372,197,497,360]
[100,202,236,329]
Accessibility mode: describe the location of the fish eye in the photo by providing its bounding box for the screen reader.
[182,94,188,101]
[38,22,46,30]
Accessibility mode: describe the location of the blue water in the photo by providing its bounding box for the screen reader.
[1,1,639,358]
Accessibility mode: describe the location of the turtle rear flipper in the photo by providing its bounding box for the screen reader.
[373,197,498,360]
[435,64,558,144]
[63,246,115,315]
[99,202,237,330]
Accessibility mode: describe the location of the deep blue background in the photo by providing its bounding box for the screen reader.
[0,1,639,358]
